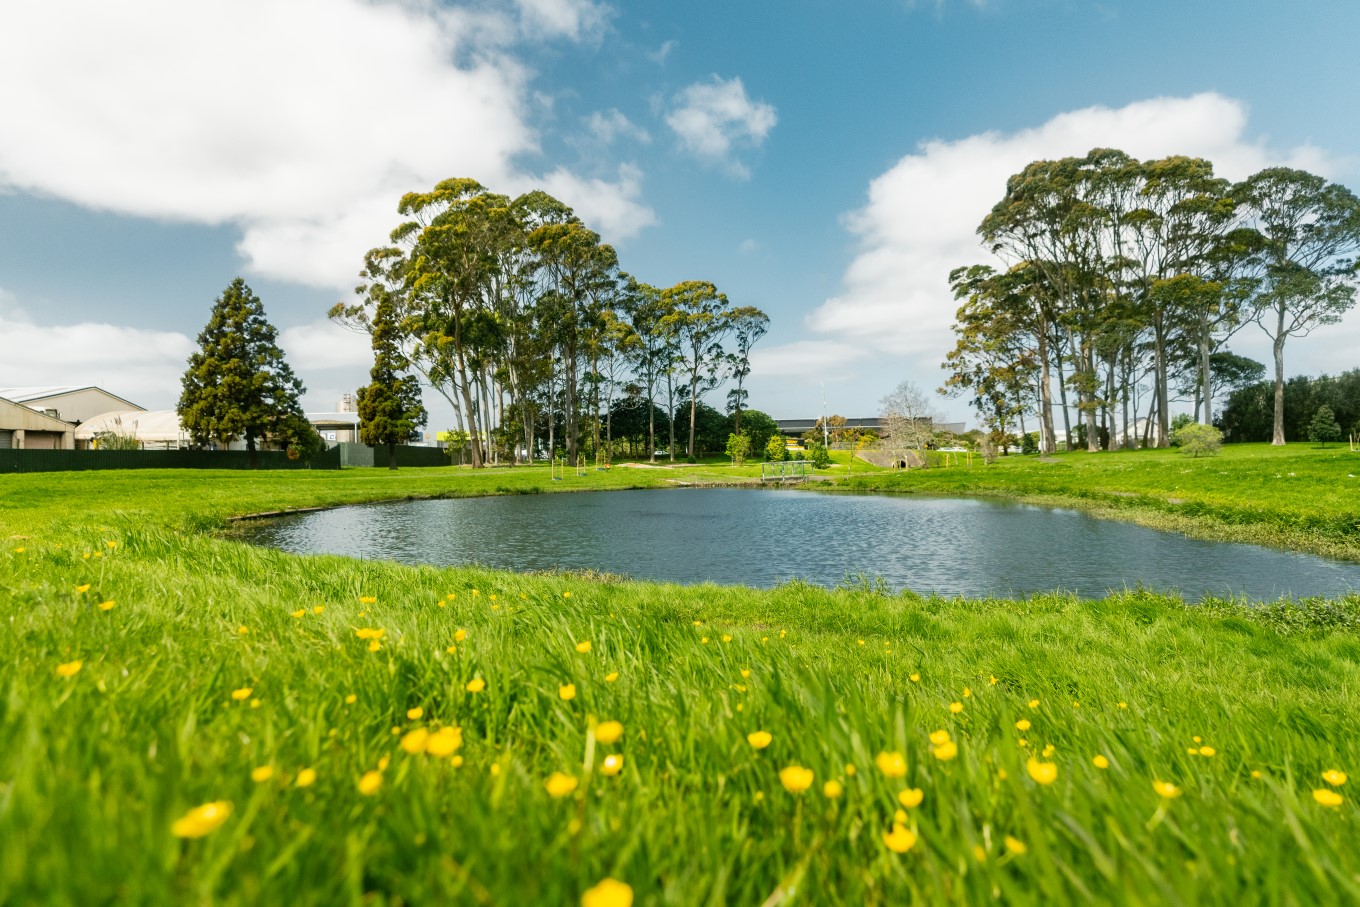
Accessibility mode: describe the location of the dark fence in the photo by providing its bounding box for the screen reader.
[335,443,449,468]
[0,446,343,473]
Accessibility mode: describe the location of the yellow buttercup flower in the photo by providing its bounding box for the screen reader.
[466,678,486,693]
[882,823,918,853]
[1152,780,1182,799]
[355,628,385,640]
[898,788,924,808]
[1028,699,1040,709]
[56,660,83,678]
[1313,788,1344,807]
[345,694,357,704]
[98,600,116,611]
[747,730,773,749]
[455,629,468,642]
[932,740,958,762]
[779,765,814,794]
[601,754,624,776]
[1322,769,1347,787]
[875,751,907,777]
[1015,719,1031,732]
[576,641,592,653]
[546,772,579,798]
[949,701,964,714]
[291,609,306,619]
[405,706,423,720]
[358,771,383,795]
[400,728,430,755]
[296,768,317,788]
[425,727,463,757]
[604,672,619,683]
[1004,836,1027,856]
[313,605,324,614]
[171,801,231,838]
[1198,746,1216,757]
[908,673,920,683]
[595,721,624,745]
[359,596,376,604]
[251,765,274,783]
[75,584,91,594]
[367,639,382,652]
[1092,754,1110,769]
[1026,758,1057,785]
[581,877,633,907]
[822,779,843,798]
[559,684,577,701]
[231,687,253,701]
[928,730,950,746]
[740,669,751,678]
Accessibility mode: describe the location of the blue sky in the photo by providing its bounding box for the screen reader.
[2,0,1359,427]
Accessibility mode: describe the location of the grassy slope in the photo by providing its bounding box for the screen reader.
[1,461,1358,905]
[842,443,1360,561]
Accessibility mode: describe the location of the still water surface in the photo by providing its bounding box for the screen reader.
[246,488,1360,601]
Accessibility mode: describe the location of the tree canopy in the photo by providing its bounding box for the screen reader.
[179,278,315,466]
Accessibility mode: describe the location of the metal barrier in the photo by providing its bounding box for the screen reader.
[760,460,812,483]
[0,446,342,473]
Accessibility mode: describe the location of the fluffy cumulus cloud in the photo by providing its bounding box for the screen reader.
[665,76,777,177]
[808,93,1337,366]
[0,0,648,291]
[585,109,653,146]
[0,292,196,407]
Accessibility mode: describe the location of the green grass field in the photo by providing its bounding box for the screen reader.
[2,450,1358,905]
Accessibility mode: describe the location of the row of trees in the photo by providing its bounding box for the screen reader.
[942,151,1360,451]
[1219,369,1360,443]
[331,178,769,468]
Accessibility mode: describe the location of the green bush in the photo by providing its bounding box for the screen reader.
[1171,422,1223,457]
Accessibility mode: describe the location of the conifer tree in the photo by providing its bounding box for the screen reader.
[357,291,426,469]
[178,277,312,467]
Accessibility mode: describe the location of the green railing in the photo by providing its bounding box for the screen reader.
[760,460,812,483]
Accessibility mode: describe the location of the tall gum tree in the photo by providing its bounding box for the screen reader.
[1235,167,1360,445]
[661,280,734,458]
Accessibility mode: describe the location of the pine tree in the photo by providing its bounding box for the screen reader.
[178,277,312,467]
[1308,404,1342,448]
[357,292,426,469]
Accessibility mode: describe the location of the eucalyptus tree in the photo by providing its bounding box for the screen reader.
[1234,167,1360,445]
[724,306,769,433]
[948,263,1059,453]
[618,277,674,461]
[943,266,1041,447]
[661,280,735,458]
[528,215,618,463]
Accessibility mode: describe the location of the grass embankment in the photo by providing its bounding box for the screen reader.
[843,443,1360,562]
[2,465,1359,904]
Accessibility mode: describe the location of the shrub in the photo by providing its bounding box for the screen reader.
[764,435,788,462]
[1021,432,1039,455]
[1172,423,1223,457]
[725,432,750,466]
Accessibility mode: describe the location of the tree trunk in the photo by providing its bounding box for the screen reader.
[1272,317,1287,446]
[1037,328,1056,455]
[687,373,699,458]
[246,432,258,469]
[1151,316,1170,448]
[1198,310,1213,425]
[1054,345,1073,453]
[388,441,397,470]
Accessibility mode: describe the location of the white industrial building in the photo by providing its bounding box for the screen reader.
[0,386,144,424]
[0,394,76,449]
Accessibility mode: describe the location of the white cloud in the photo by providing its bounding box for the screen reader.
[279,321,374,373]
[585,109,652,146]
[750,339,861,378]
[649,40,678,64]
[810,93,1338,369]
[0,0,644,292]
[512,0,609,43]
[536,164,658,240]
[0,296,195,408]
[665,76,777,177]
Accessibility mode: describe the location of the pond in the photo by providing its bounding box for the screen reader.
[244,488,1360,601]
